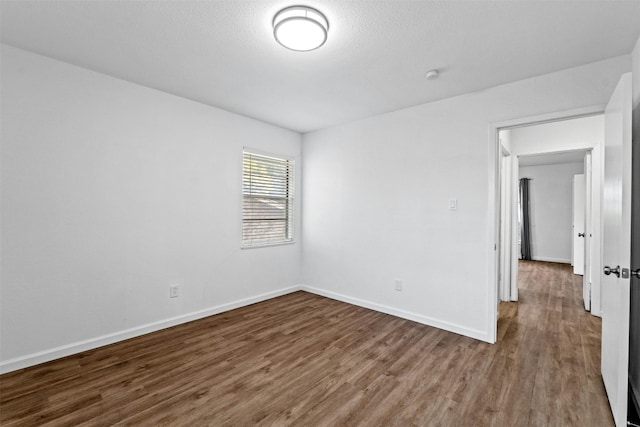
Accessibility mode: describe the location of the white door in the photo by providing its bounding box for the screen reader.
[573,174,585,275]
[583,153,592,311]
[601,72,632,427]
[510,156,519,301]
[499,152,512,301]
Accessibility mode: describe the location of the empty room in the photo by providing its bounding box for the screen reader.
[1,1,640,426]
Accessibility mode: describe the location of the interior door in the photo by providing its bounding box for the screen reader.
[601,72,632,427]
[583,153,592,310]
[510,156,519,301]
[573,174,585,275]
[499,151,512,301]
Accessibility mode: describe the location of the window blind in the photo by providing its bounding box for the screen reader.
[242,150,294,247]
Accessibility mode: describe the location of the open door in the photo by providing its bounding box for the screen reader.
[584,152,593,311]
[573,174,586,275]
[498,144,519,302]
[499,150,512,301]
[601,72,632,427]
[510,156,519,301]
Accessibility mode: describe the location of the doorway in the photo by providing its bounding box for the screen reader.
[489,73,634,426]
[495,114,604,316]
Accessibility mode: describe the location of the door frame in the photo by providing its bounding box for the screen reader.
[584,151,593,310]
[487,105,605,342]
[573,173,586,275]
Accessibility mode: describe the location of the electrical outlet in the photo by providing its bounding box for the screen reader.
[169,284,180,298]
[394,279,403,292]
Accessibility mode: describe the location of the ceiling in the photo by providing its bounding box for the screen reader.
[519,150,587,167]
[2,1,639,133]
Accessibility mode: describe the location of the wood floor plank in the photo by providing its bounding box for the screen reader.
[0,261,614,426]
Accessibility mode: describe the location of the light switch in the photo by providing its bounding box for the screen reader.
[448,199,457,210]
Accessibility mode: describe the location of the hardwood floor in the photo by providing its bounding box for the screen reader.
[0,261,613,426]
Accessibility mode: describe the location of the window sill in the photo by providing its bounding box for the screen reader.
[241,240,296,250]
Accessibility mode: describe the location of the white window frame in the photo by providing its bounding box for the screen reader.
[241,148,295,248]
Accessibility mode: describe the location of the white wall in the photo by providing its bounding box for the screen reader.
[302,55,629,342]
[518,162,585,263]
[500,129,512,153]
[510,115,605,155]
[0,45,303,372]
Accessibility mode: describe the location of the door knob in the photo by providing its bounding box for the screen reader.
[631,269,640,279]
[603,265,621,278]
[578,232,585,237]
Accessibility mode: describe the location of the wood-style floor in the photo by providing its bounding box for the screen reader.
[0,261,612,426]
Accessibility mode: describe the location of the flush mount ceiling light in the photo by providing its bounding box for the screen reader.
[273,6,329,52]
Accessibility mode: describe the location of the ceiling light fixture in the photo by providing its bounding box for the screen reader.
[273,6,329,52]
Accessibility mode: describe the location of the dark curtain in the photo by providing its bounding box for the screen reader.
[520,178,532,260]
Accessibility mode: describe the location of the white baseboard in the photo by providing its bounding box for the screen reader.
[0,285,302,374]
[1,284,494,373]
[301,285,492,343]
[531,256,571,264]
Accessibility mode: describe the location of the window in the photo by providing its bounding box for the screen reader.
[242,149,295,247]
